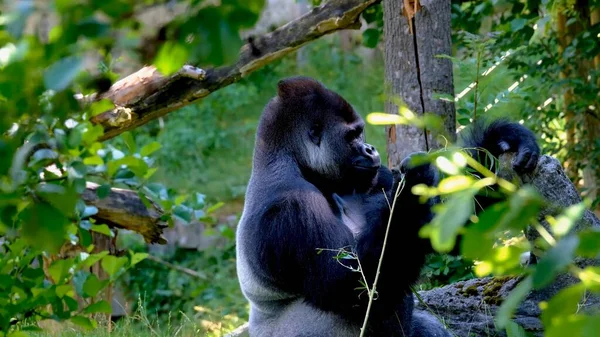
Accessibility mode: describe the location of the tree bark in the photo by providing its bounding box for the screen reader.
[586,5,600,216]
[86,0,380,141]
[384,0,456,168]
[82,182,167,244]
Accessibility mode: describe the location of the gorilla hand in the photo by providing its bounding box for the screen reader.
[399,152,439,188]
[460,119,540,174]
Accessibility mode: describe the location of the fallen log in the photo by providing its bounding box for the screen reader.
[82,182,167,244]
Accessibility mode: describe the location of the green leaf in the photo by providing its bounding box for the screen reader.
[70,316,97,330]
[82,274,106,297]
[107,156,148,177]
[55,284,72,298]
[130,252,148,266]
[493,187,543,232]
[154,41,188,75]
[79,251,109,269]
[81,124,104,146]
[420,189,477,253]
[81,206,98,218]
[8,332,30,337]
[541,283,585,328]
[140,141,161,157]
[122,132,136,154]
[505,320,529,337]
[64,295,79,311]
[533,235,579,289]
[577,229,600,258]
[97,184,111,199]
[44,56,83,91]
[67,127,83,148]
[48,258,73,284]
[69,161,87,179]
[90,224,114,237]
[35,183,78,216]
[362,28,380,48]
[496,277,532,329]
[173,205,192,223]
[20,202,69,253]
[83,155,104,166]
[77,18,109,38]
[510,18,528,32]
[207,201,225,214]
[29,149,58,168]
[83,300,112,314]
[549,203,585,238]
[101,255,128,277]
[545,314,600,337]
[89,99,115,116]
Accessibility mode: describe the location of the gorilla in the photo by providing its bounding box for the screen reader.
[235,76,539,337]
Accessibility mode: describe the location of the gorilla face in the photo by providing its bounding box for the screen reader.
[264,77,381,190]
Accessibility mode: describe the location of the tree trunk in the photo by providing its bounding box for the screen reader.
[586,5,600,216]
[383,0,456,168]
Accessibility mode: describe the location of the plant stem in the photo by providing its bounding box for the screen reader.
[473,47,482,120]
[359,179,405,337]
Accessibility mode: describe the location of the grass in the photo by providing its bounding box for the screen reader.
[32,297,245,337]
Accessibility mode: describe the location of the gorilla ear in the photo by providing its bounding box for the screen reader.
[277,76,323,99]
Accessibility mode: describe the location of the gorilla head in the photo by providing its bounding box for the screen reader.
[255,76,381,193]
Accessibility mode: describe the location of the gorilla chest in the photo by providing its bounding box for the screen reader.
[331,194,366,236]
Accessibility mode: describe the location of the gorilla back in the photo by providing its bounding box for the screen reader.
[236,77,539,337]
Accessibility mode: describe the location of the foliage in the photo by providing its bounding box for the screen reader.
[119,242,247,331]
[451,0,600,208]
[0,0,264,335]
[418,253,475,290]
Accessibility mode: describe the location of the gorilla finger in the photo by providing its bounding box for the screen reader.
[513,148,532,172]
[524,152,539,172]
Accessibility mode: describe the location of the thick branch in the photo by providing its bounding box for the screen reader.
[83,182,167,244]
[89,0,378,141]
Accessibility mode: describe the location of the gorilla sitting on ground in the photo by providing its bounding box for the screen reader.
[235,76,539,337]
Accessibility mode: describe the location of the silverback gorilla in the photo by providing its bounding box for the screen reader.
[236,77,540,337]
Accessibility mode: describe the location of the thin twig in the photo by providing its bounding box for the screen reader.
[473,48,482,120]
[359,177,406,337]
[146,254,208,280]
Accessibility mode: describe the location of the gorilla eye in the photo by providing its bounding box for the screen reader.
[309,123,323,146]
[346,127,363,142]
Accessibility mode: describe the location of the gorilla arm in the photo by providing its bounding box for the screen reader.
[457,118,540,211]
[353,163,440,301]
[255,176,435,318]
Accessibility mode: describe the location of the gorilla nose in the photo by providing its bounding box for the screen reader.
[354,143,381,169]
[364,144,376,156]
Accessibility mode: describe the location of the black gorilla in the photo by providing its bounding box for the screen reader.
[235,77,539,337]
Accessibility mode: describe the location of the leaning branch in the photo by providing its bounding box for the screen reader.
[83,182,167,244]
[89,0,379,141]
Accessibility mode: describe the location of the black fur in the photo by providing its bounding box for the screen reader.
[236,77,540,337]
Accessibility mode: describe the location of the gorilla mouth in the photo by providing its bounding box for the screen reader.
[353,164,380,172]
